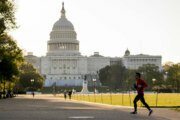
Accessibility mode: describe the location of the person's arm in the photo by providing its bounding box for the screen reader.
[142,80,148,88]
[134,83,137,90]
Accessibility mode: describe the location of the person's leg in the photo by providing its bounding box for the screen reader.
[139,95,151,111]
[140,94,153,116]
[133,95,141,112]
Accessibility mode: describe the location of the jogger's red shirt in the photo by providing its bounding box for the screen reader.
[136,78,148,95]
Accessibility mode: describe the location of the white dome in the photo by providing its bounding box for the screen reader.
[47,2,80,56]
[125,49,130,56]
[52,17,74,31]
[52,2,74,31]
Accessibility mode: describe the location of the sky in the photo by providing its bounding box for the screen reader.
[9,0,180,64]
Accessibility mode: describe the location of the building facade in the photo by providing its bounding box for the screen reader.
[122,49,162,70]
[25,3,162,87]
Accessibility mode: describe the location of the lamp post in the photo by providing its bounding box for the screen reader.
[31,79,34,86]
[165,72,168,79]
[152,78,158,107]
[165,72,168,88]
[152,78,156,85]
[31,79,34,97]
[31,79,34,88]
[92,78,96,93]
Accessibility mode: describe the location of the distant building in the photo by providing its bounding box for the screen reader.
[25,3,162,87]
[122,49,162,70]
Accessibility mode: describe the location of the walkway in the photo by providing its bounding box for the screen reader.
[0,95,179,120]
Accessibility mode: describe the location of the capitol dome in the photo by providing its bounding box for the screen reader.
[52,2,74,31]
[47,2,80,56]
[52,14,74,31]
[124,49,130,56]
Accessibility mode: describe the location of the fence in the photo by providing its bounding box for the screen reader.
[59,93,180,107]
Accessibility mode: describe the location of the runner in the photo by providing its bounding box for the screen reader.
[131,72,153,116]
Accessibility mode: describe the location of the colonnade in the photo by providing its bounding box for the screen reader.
[48,43,79,51]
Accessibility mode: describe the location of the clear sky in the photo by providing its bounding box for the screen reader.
[9,0,180,64]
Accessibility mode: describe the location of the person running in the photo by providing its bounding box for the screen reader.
[64,90,67,100]
[131,72,153,116]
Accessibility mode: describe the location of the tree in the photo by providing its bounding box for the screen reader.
[162,62,174,75]
[109,64,128,90]
[99,63,128,91]
[126,70,137,90]
[18,62,44,91]
[137,64,164,90]
[0,0,17,34]
[0,0,24,98]
[0,33,24,94]
[166,63,180,92]
[99,65,110,87]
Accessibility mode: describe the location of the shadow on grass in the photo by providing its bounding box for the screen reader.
[149,106,180,108]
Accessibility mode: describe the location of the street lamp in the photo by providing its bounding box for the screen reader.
[152,78,156,91]
[31,79,34,86]
[152,78,158,107]
[92,78,96,93]
[31,79,34,97]
[164,72,168,89]
[165,72,168,81]
[152,78,156,83]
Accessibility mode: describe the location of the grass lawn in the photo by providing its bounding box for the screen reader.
[60,93,180,107]
[171,108,180,112]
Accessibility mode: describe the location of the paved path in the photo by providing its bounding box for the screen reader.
[0,95,179,120]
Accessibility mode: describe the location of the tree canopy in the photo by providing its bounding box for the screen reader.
[99,63,128,91]
[137,64,164,90]
[99,63,165,91]
[166,63,180,92]
[0,33,24,83]
[0,0,16,34]
[18,62,44,91]
[0,0,24,95]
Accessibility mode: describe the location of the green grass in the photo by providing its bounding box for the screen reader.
[59,93,180,107]
[171,108,180,112]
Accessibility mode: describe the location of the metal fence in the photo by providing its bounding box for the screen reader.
[58,93,180,107]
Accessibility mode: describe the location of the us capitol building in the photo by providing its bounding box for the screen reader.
[25,3,162,87]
